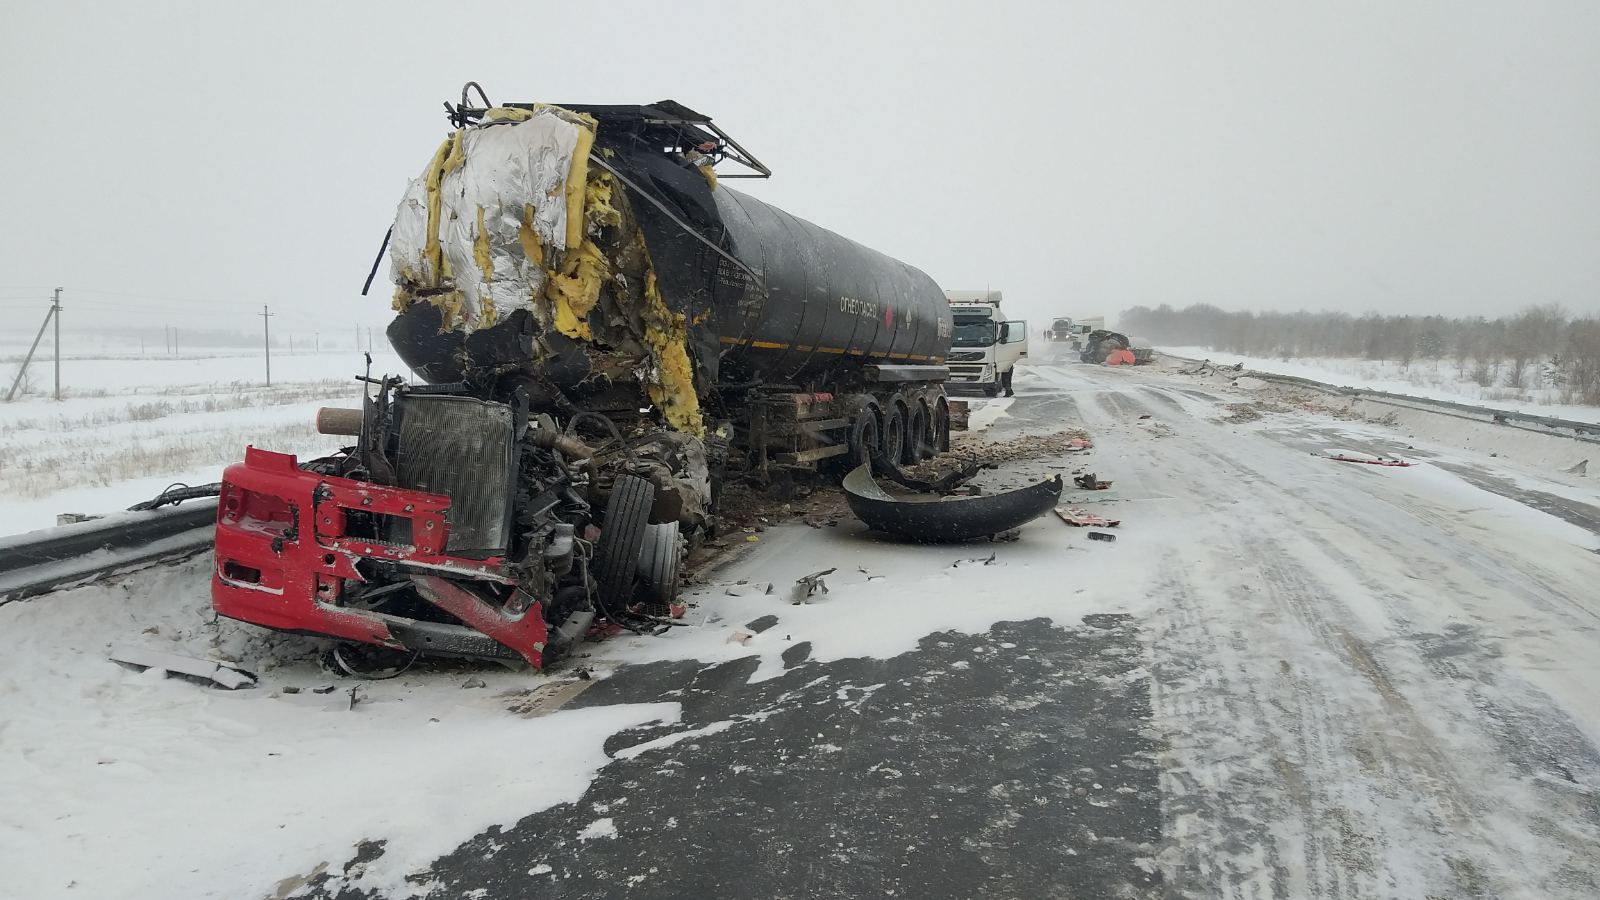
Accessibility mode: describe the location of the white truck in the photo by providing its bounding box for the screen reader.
[944,290,1028,397]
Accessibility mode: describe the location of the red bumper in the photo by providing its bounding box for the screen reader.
[211,447,548,666]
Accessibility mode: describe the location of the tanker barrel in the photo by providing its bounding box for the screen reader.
[315,407,363,436]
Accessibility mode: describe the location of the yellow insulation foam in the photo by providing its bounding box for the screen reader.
[563,123,596,250]
[419,137,452,285]
[546,240,608,340]
[640,265,704,437]
[473,206,493,281]
[584,173,622,230]
[483,106,534,123]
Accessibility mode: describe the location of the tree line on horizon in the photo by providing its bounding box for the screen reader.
[1118,303,1600,404]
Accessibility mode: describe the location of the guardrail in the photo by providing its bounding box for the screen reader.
[0,502,216,604]
[1163,353,1600,445]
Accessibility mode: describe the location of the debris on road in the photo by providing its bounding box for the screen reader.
[1073,473,1113,490]
[791,569,836,604]
[944,429,1095,466]
[108,645,256,690]
[1086,531,1117,543]
[843,465,1063,542]
[948,400,971,430]
[952,552,998,567]
[1054,508,1122,528]
[1316,453,1414,467]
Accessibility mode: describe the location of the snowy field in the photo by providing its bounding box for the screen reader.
[1161,345,1600,425]
[0,348,409,532]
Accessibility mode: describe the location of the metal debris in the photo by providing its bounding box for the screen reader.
[1054,508,1121,528]
[1316,453,1413,467]
[791,568,837,604]
[108,645,256,690]
[1074,473,1112,490]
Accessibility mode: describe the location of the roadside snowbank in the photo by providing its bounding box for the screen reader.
[1160,346,1600,425]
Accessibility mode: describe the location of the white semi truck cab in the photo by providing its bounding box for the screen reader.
[944,290,1028,397]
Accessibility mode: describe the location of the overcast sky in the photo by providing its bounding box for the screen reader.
[2,0,1597,342]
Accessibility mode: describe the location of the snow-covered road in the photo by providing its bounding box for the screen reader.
[1016,363,1600,897]
[5,359,1599,899]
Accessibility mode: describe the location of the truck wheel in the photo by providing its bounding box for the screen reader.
[635,521,681,615]
[825,408,880,477]
[904,404,929,463]
[983,383,1000,398]
[880,404,905,467]
[933,401,951,453]
[593,474,655,613]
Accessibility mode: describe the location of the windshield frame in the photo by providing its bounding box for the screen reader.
[951,317,998,348]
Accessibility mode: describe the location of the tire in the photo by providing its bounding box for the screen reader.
[846,408,881,472]
[983,383,1000,398]
[593,474,655,611]
[904,403,929,463]
[635,521,682,613]
[880,404,905,467]
[933,401,951,453]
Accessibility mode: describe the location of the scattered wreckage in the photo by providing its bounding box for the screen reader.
[842,464,1064,542]
[211,85,978,672]
[1080,330,1154,365]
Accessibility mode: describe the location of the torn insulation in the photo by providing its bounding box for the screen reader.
[388,103,706,436]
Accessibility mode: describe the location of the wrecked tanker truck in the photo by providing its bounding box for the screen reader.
[211,87,954,671]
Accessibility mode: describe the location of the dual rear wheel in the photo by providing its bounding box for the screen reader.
[837,399,944,472]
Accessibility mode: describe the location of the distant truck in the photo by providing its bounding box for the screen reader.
[1047,315,1104,351]
[945,290,1028,397]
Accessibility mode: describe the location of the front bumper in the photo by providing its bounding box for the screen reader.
[945,362,996,393]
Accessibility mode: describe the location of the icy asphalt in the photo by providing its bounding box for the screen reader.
[291,359,1600,900]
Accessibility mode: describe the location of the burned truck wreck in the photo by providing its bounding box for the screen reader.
[211,86,956,670]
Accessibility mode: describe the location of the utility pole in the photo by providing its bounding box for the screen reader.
[52,287,62,400]
[5,298,57,402]
[164,325,171,354]
[173,327,178,357]
[367,327,373,353]
[260,304,274,386]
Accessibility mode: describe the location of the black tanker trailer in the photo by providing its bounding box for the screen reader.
[208,88,960,670]
[385,95,954,477]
